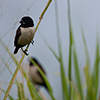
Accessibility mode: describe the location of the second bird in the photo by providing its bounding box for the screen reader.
[28,57,48,91]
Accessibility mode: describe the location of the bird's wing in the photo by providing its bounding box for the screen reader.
[37,65,48,90]
[38,64,46,75]
[37,64,46,82]
[14,26,21,46]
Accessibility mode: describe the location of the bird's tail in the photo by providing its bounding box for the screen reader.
[14,47,19,54]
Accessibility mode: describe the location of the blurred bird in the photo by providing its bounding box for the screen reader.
[28,57,48,91]
[14,16,35,55]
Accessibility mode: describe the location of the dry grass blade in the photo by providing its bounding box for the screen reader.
[0,87,13,100]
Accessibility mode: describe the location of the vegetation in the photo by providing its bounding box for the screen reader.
[0,0,100,100]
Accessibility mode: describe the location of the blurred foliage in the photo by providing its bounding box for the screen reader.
[0,0,100,100]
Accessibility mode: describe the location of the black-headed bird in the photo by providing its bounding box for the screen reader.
[14,16,35,55]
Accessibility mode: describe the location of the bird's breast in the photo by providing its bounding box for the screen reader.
[28,66,44,84]
[18,27,35,46]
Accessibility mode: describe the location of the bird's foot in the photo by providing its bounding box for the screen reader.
[21,48,29,56]
[31,40,34,45]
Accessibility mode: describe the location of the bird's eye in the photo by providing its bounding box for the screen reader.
[22,21,25,24]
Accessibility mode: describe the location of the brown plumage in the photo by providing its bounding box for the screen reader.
[14,26,22,54]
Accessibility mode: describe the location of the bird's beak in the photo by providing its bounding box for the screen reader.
[20,20,25,25]
[19,20,22,23]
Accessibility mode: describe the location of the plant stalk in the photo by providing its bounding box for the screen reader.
[67,0,72,99]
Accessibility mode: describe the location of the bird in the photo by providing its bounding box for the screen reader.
[14,16,35,55]
[28,57,48,91]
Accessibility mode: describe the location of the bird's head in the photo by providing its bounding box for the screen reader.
[29,57,38,66]
[20,16,34,28]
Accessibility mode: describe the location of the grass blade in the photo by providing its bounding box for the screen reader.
[66,77,82,100]
[68,27,73,100]
[84,35,99,100]
[54,0,69,99]
[0,38,18,66]
[92,35,99,99]
[67,0,73,99]
[81,26,93,100]
[0,57,13,75]
[84,63,94,100]
[40,34,59,61]
[23,70,42,100]
[73,47,84,100]
[17,82,26,100]
[81,27,90,67]
[0,38,26,100]
[0,88,13,100]
[60,57,69,100]
[3,54,25,100]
